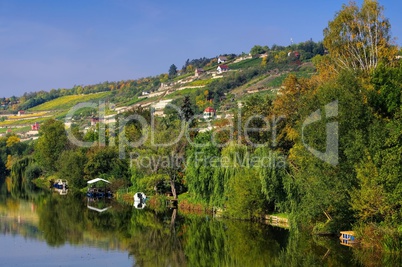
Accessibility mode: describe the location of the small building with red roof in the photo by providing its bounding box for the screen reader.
[203,107,216,119]
[31,122,40,131]
[194,68,205,77]
[217,65,229,74]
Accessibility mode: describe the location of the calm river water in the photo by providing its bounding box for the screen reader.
[0,190,370,267]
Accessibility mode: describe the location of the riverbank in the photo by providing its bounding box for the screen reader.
[118,191,290,228]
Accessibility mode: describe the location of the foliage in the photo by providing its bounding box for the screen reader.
[180,96,194,122]
[185,132,220,204]
[84,146,129,182]
[250,45,269,56]
[169,64,178,79]
[34,119,68,173]
[323,0,397,72]
[57,149,87,189]
[225,169,267,219]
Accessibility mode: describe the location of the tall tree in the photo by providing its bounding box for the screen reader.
[169,64,178,78]
[180,96,194,122]
[323,0,397,72]
[34,119,68,173]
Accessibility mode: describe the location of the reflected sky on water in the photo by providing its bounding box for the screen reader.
[0,234,133,267]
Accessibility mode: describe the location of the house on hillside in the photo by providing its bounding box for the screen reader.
[18,110,25,116]
[287,51,300,59]
[194,68,205,77]
[91,117,100,126]
[218,56,228,64]
[203,107,216,120]
[217,65,229,74]
[31,122,40,131]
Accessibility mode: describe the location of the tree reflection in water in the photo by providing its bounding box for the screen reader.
[7,192,368,267]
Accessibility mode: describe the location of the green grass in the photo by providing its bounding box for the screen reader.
[239,89,276,101]
[7,111,48,120]
[229,58,262,70]
[165,87,204,99]
[187,79,213,86]
[29,92,112,111]
[243,74,271,88]
[118,97,142,107]
[265,74,288,88]
[0,126,31,133]
[173,73,193,82]
[265,69,315,88]
[0,116,50,127]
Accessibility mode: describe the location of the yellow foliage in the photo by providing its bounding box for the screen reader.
[6,155,13,170]
[323,0,397,73]
[5,177,12,192]
[6,135,20,147]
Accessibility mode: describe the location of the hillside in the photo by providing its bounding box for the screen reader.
[0,40,323,138]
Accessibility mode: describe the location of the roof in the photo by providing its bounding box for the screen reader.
[87,178,111,184]
[218,64,228,69]
[204,107,216,112]
[218,56,227,60]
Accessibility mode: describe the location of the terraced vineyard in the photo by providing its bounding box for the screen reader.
[29,92,112,111]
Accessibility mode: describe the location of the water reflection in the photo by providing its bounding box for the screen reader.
[53,179,69,195]
[87,197,112,213]
[0,191,389,266]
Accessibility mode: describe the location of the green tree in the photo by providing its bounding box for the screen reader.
[180,96,194,122]
[185,132,220,204]
[350,152,386,222]
[84,146,129,181]
[34,119,68,173]
[370,62,402,117]
[58,149,87,189]
[168,64,178,78]
[250,45,267,57]
[225,169,267,219]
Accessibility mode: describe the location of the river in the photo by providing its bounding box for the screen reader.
[0,190,369,267]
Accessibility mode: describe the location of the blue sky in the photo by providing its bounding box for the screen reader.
[0,0,401,98]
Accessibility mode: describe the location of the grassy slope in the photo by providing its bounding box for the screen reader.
[229,58,262,69]
[29,92,112,111]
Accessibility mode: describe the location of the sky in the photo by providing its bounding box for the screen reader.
[0,0,401,98]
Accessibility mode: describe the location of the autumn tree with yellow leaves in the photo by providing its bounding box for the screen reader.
[323,0,397,73]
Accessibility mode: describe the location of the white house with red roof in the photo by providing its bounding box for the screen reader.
[203,107,216,119]
[217,65,229,74]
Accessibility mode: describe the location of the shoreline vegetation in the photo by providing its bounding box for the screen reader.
[1,0,402,258]
[117,191,291,229]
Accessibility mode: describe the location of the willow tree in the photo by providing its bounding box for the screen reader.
[323,0,397,72]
